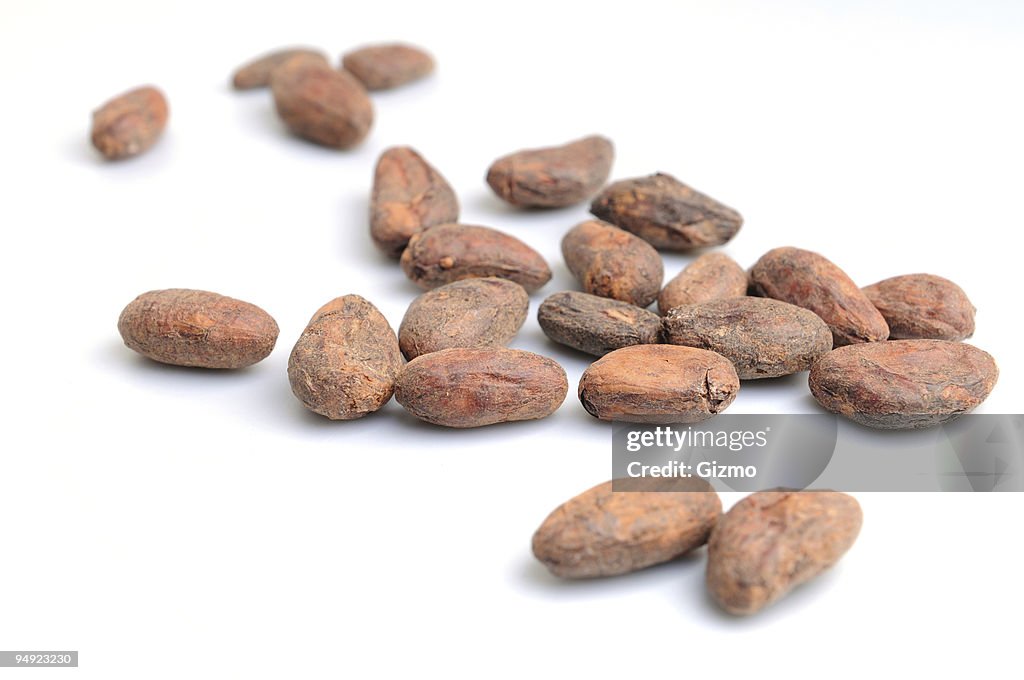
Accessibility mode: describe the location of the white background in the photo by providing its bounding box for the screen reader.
[1,0,1022,677]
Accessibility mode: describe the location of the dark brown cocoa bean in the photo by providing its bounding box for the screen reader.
[578,345,739,423]
[486,135,614,208]
[117,289,278,369]
[399,278,529,360]
[341,43,434,90]
[91,86,168,160]
[658,252,747,315]
[590,173,742,250]
[270,58,373,149]
[532,478,721,578]
[561,220,663,307]
[371,146,459,257]
[538,291,661,357]
[808,339,998,429]
[287,295,402,420]
[400,223,552,292]
[231,48,328,89]
[749,246,889,346]
[707,490,863,616]
[394,348,567,427]
[863,273,975,341]
[663,297,832,379]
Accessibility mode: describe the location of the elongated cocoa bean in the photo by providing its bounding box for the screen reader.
[808,340,998,429]
[400,223,551,292]
[707,490,862,615]
[533,478,721,578]
[578,344,739,423]
[371,146,459,257]
[663,297,832,379]
[486,135,614,208]
[394,348,567,427]
[749,246,889,346]
[538,291,661,357]
[590,173,742,250]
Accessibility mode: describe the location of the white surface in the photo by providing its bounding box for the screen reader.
[1,0,1022,677]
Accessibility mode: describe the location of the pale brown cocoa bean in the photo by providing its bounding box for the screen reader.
[707,490,862,616]
[370,146,459,257]
[578,344,739,423]
[394,348,567,427]
[400,223,551,292]
[663,297,832,379]
[532,478,722,578]
[342,43,435,91]
[749,246,889,346]
[398,278,529,360]
[288,295,402,420]
[486,135,614,208]
[863,273,975,341]
[537,291,661,357]
[590,173,742,250]
[562,220,663,307]
[117,289,278,369]
[231,48,328,89]
[808,339,998,429]
[658,252,748,315]
[270,58,373,149]
[91,86,168,160]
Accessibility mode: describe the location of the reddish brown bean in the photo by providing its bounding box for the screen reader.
[658,252,748,315]
[486,135,614,208]
[532,478,722,578]
[371,146,459,257]
[562,220,663,307]
[271,58,373,149]
[117,289,278,369]
[749,247,889,346]
[578,344,739,423]
[91,86,168,160]
[394,348,567,427]
[400,223,552,292]
[863,273,975,341]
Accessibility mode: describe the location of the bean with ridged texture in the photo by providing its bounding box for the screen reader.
[707,490,862,616]
[532,478,721,578]
[394,348,567,427]
[117,289,278,369]
[578,344,739,423]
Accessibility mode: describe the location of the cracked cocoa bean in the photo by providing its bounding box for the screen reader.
[537,291,661,357]
[371,146,459,257]
[399,278,529,360]
[486,135,614,208]
[578,344,739,423]
[271,57,373,149]
[809,339,998,429]
[590,173,742,250]
[117,289,278,369]
[394,348,567,427]
[341,43,434,91]
[231,48,328,89]
[663,297,832,379]
[863,273,975,341]
[707,490,862,616]
[658,252,747,315]
[400,223,551,292]
[749,246,889,346]
[91,86,168,160]
[288,295,402,420]
[532,478,721,578]
[562,220,663,307]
